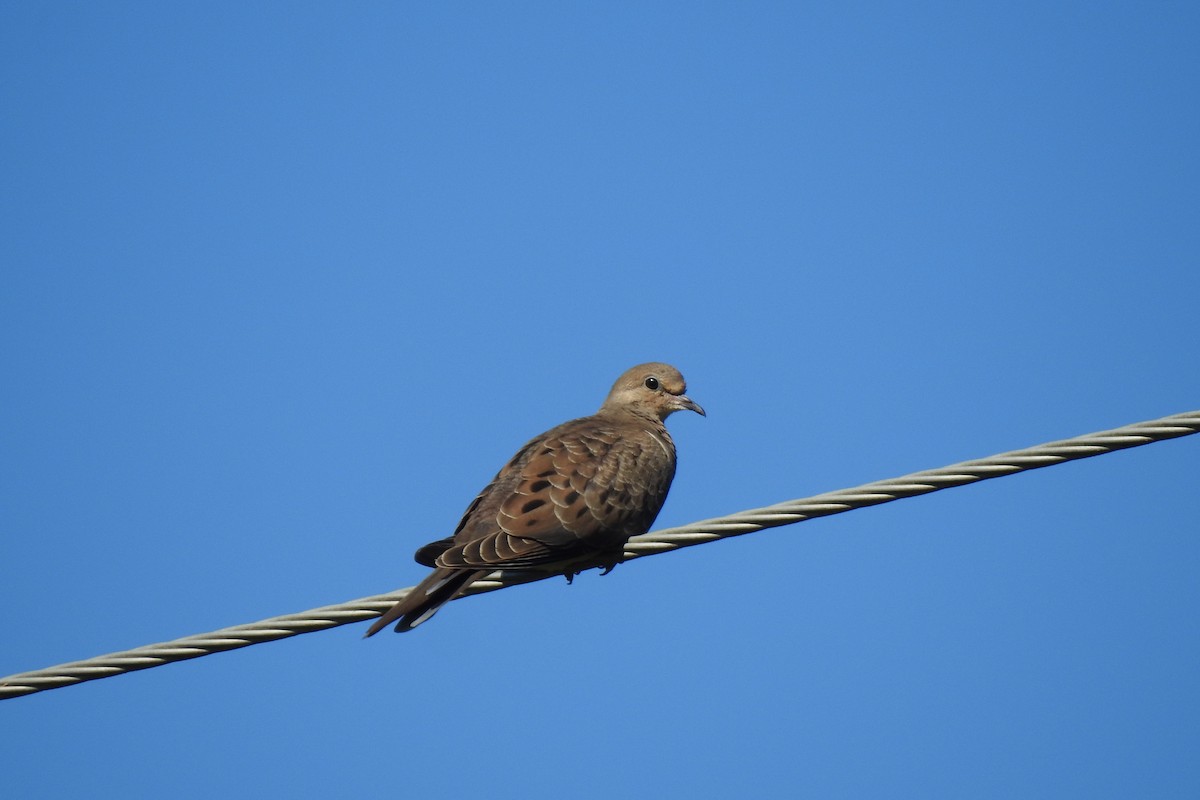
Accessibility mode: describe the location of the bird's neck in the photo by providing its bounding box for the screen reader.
[601,406,669,432]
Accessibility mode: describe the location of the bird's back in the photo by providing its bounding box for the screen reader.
[432,408,677,572]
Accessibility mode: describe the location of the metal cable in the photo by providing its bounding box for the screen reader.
[3,409,1197,701]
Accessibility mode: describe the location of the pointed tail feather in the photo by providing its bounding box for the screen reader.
[364,569,481,636]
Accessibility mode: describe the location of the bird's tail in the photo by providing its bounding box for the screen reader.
[364,568,481,636]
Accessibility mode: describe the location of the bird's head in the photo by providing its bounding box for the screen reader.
[602,362,705,421]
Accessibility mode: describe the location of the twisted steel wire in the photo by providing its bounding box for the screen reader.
[2,409,1196,700]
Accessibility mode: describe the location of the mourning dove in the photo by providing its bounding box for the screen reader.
[366,362,704,635]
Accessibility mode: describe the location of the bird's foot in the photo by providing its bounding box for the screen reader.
[597,554,625,576]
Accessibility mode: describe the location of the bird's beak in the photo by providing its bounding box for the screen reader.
[675,395,706,417]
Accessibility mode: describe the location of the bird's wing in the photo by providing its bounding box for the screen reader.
[435,417,675,570]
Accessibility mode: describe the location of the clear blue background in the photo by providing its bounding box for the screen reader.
[3,3,1197,797]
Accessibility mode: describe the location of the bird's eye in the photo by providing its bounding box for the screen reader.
[644,376,660,390]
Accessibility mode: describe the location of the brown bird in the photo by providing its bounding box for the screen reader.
[365,362,704,635]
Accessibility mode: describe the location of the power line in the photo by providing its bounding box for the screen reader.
[2,409,1196,701]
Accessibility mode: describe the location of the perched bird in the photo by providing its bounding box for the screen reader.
[366,362,704,635]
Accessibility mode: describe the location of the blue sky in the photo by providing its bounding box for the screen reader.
[2,2,1198,797]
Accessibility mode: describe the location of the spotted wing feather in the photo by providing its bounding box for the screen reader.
[434,417,676,571]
